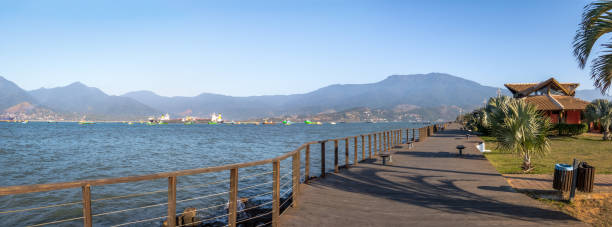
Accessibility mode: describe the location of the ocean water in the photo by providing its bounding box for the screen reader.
[0,122,425,226]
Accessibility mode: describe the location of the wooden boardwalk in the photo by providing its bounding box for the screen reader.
[280,124,585,226]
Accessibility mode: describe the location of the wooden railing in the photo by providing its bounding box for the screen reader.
[0,124,445,227]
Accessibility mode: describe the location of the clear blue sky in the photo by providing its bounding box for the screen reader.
[0,0,597,97]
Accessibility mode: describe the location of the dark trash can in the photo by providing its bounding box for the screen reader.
[553,164,573,191]
[577,162,595,193]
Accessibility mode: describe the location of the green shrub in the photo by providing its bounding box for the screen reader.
[554,123,588,136]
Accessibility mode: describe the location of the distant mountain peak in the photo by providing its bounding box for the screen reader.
[66,81,87,88]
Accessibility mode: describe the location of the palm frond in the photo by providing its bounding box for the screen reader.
[573,1,612,68]
[590,47,612,93]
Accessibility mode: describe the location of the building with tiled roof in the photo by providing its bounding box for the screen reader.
[505,78,589,124]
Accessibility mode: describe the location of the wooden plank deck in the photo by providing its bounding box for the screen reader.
[280,124,586,226]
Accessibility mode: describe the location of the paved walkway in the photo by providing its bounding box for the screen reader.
[504,174,612,193]
[280,124,585,226]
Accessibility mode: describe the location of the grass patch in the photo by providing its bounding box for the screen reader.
[482,134,612,174]
[527,193,612,227]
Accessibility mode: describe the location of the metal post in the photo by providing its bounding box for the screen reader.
[569,159,579,202]
[81,185,92,227]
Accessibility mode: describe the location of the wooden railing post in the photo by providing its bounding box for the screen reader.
[344,138,349,167]
[361,135,365,161]
[229,168,238,227]
[388,131,391,150]
[386,131,389,151]
[368,134,372,159]
[412,128,416,142]
[406,129,409,143]
[81,185,92,227]
[353,137,358,165]
[168,176,177,227]
[320,141,326,178]
[292,153,299,208]
[334,140,339,173]
[397,130,400,144]
[384,131,387,151]
[305,145,310,183]
[373,133,377,156]
[396,130,399,145]
[379,132,382,153]
[272,161,280,227]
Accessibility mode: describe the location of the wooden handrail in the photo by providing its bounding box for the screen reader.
[0,125,434,227]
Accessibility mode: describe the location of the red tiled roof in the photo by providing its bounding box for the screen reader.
[505,78,579,96]
[522,96,562,110]
[551,95,590,110]
[521,95,589,111]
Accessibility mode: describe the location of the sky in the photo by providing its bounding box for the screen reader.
[0,0,602,97]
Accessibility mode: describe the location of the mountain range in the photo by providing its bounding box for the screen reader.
[122,73,506,120]
[2,73,610,121]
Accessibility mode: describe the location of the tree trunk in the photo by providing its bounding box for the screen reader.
[522,154,532,171]
[604,130,609,141]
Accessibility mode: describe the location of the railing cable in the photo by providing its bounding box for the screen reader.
[110,215,167,227]
[0,201,81,214]
[27,216,82,227]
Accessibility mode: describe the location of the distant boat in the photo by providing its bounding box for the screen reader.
[21,120,28,124]
[282,120,292,125]
[330,122,337,125]
[47,120,57,123]
[158,121,168,125]
[127,122,134,125]
[184,121,194,125]
[304,120,313,124]
[263,120,276,125]
[79,115,94,125]
[315,121,322,125]
[209,113,224,124]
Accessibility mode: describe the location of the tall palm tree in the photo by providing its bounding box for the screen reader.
[573,0,612,94]
[491,99,551,171]
[585,99,612,140]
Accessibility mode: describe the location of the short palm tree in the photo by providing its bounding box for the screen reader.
[491,99,552,171]
[486,96,512,121]
[585,99,612,140]
[573,0,612,94]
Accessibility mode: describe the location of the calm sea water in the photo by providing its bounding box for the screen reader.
[0,122,425,226]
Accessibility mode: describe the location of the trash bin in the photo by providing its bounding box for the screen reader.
[577,162,595,193]
[553,164,573,191]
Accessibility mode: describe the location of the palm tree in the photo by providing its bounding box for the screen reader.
[491,99,551,171]
[573,0,612,94]
[585,99,612,140]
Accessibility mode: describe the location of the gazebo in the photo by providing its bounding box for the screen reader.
[505,78,590,124]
